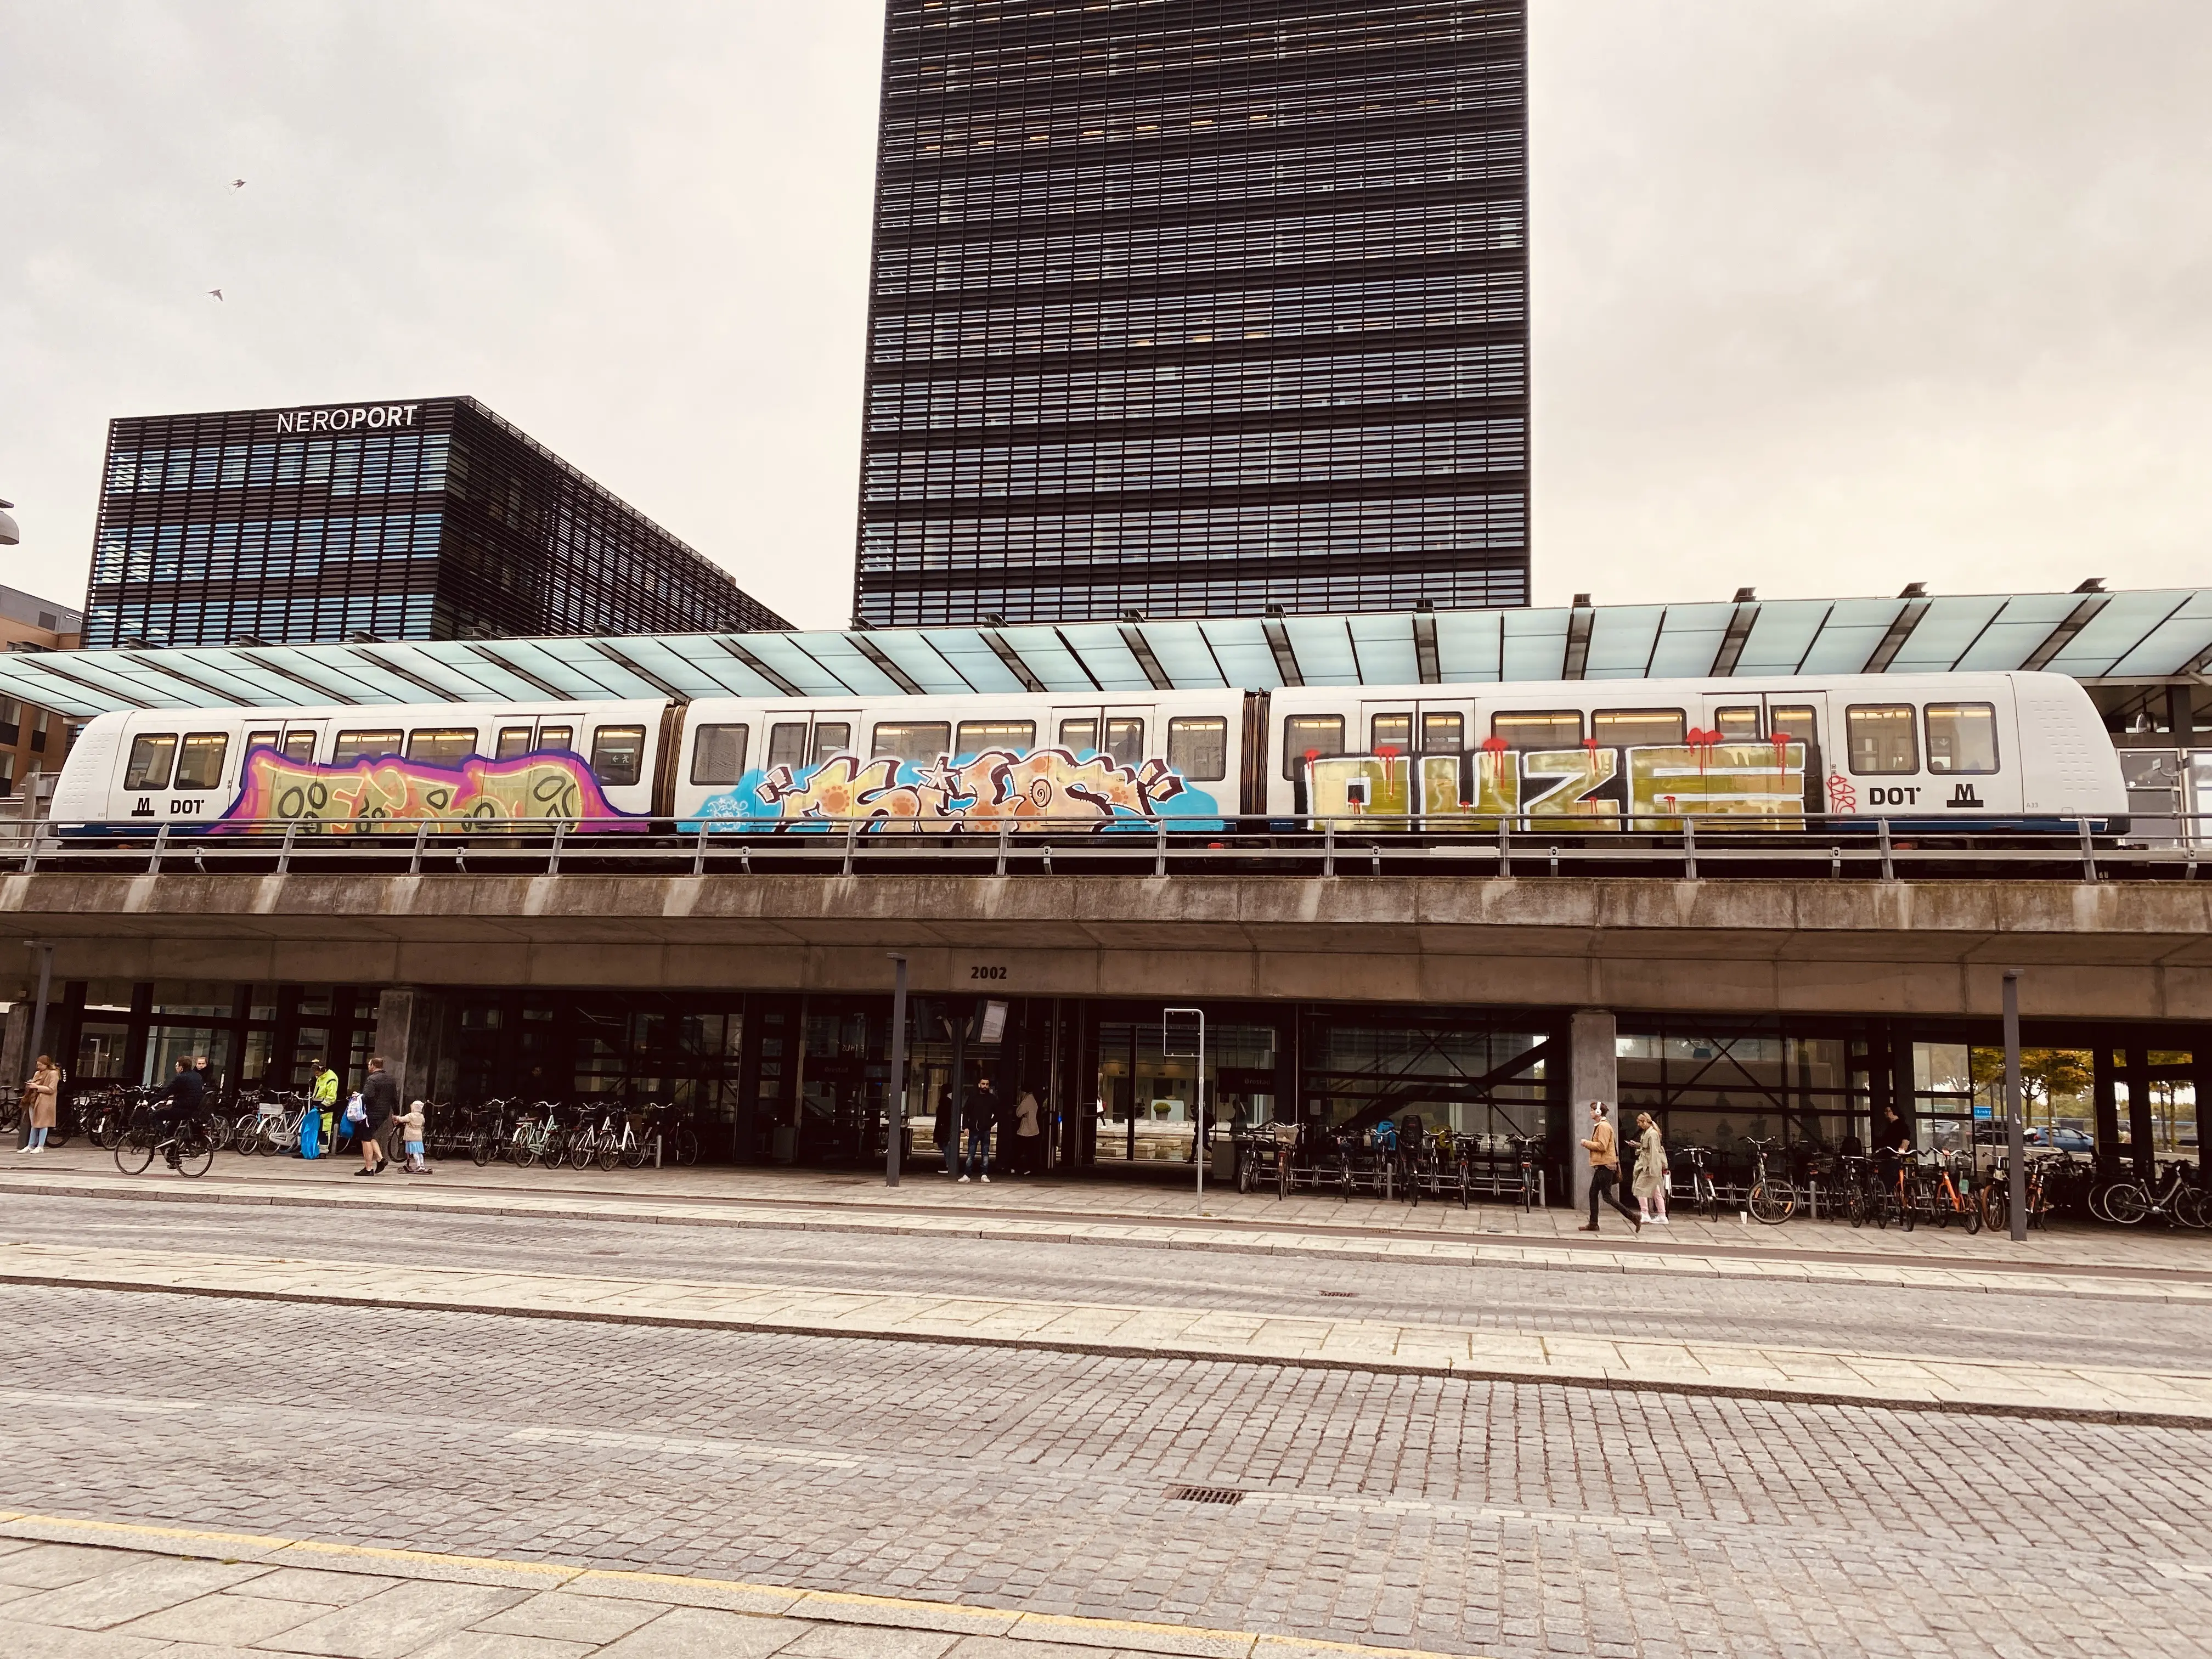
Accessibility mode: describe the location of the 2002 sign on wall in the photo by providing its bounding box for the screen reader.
[969,966,1008,981]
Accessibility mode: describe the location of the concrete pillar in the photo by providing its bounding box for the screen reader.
[1570,1009,1618,1214]
[374,985,444,1104]
[0,1000,30,1094]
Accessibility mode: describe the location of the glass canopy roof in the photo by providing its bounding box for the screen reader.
[5,587,2205,716]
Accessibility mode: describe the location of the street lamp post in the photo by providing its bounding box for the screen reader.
[885,953,908,1187]
[2004,969,2026,1242]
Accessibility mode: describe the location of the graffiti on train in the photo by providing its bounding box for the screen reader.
[221,748,642,830]
[689,746,1218,831]
[1304,740,1809,829]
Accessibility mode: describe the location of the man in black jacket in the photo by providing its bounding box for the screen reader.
[153,1058,207,1167]
[358,1057,399,1177]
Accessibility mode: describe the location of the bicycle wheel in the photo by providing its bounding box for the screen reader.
[674,1127,700,1167]
[114,1130,155,1176]
[620,1136,650,1170]
[2176,1188,2209,1230]
[89,1110,117,1151]
[1962,1194,1983,1235]
[596,1135,620,1172]
[174,1126,215,1178]
[1898,1189,1914,1232]
[2106,1183,2149,1225]
[1748,1181,1795,1225]
[1982,1184,2007,1234]
[471,1131,495,1167]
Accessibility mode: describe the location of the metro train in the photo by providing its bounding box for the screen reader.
[49,670,2125,835]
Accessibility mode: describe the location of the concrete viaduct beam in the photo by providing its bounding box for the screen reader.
[0,872,2206,1023]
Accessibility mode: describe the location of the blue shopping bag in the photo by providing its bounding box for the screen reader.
[300,1107,320,1159]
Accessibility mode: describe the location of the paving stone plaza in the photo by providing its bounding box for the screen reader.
[2,1158,2209,1659]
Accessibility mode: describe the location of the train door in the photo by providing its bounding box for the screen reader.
[1691,691,1828,821]
[761,710,857,775]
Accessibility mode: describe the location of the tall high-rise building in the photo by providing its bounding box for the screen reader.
[85,396,789,651]
[854,0,1529,627]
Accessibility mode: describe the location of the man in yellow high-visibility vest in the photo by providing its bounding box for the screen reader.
[309,1061,340,1160]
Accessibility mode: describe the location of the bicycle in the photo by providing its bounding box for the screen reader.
[1918,1148,1982,1234]
[114,1110,215,1177]
[1674,1144,1722,1220]
[1743,1136,1796,1224]
[2103,1161,2208,1228]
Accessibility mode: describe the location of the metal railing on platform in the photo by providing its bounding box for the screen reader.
[0,812,2202,882]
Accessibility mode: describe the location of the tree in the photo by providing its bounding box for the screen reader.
[1969,1047,2091,1116]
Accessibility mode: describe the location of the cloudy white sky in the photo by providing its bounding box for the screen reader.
[3,1,2208,630]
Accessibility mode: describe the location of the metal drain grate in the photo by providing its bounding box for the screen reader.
[1166,1485,1245,1506]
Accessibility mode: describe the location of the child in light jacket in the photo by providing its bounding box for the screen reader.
[399,1101,432,1175]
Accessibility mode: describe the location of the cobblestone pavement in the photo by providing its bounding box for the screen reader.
[8,1192,2210,1371]
[1,1282,2209,1659]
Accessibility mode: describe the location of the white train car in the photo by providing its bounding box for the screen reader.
[1263,670,2122,828]
[667,689,1249,829]
[51,700,670,829]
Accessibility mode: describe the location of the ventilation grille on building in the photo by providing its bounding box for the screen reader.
[1165,1486,1245,1506]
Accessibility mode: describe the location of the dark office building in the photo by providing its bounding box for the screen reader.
[84,396,789,650]
[853,0,1530,627]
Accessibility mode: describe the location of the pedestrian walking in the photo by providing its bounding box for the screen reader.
[17,1054,59,1154]
[1577,1101,1643,1233]
[357,1057,398,1176]
[399,1099,433,1174]
[1631,1110,1670,1225]
[1012,1087,1043,1175]
[960,1074,995,1183]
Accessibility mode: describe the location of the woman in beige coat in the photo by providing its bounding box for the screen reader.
[19,1055,59,1154]
[1631,1110,1670,1224]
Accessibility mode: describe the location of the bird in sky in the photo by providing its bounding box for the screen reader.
[230,178,246,190]
[208,289,224,301]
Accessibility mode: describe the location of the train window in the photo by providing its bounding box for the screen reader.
[1713,706,1761,741]
[1167,716,1228,780]
[175,733,230,791]
[1491,710,1583,750]
[1105,718,1145,766]
[1594,709,1686,747]
[811,723,853,762]
[246,729,280,755]
[281,730,318,764]
[690,724,749,786]
[1846,705,1919,774]
[766,723,808,769]
[871,720,950,762]
[1769,705,1817,751]
[1058,718,1097,752]
[1282,714,1345,778]
[1420,712,1464,754]
[589,725,647,787]
[406,728,478,766]
[538,725,573,754]
[1370,713,1412,752]
[1925,703,1999,774]
[332,729,403,765]
[495,726,534,760]
[956,719,1035,755]
[123,734,177,791]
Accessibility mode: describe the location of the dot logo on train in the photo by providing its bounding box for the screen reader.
[49,673,2126,837]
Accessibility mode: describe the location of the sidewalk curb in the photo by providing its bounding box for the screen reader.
[0,1510,1485,1659]
[7,1266,2208,1431]
[6,1171,2206,1302]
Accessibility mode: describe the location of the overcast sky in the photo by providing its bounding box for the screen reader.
[4,1,2208,630]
